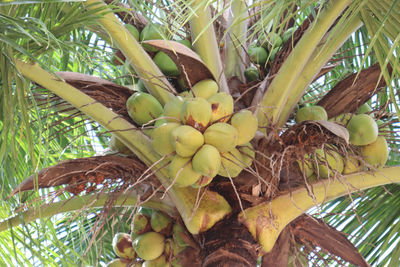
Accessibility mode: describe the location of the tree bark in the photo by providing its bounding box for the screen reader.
[200,214,258,267]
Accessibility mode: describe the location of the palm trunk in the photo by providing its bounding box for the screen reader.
[201,214,258,267]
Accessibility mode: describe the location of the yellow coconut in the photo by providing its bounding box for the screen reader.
[133,231,165,261]
[150,211,172,235]
[164,96,184,122]
[191,79,219,99]
[295,105,328,123]
[151,122,181,156]
[126,92,163,126]
[170,125,204,157]
[343,155,363,174]
[180,97,212,131]
[192,144,221,179]
[203,122,238,153]
[230,110,258,145]
[313,148,344,178]
[237,143,255,168]
[218,148,244,178]
[346,114,378,146]
[207,92,234,122]
[360,136,389,168]
[169,155,202,187]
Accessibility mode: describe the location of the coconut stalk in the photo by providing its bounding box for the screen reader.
[224,0,248,81]
[238,166,400,253]
[275,13,363,127]
[256,0,353,129]
[187,0,230,93]
[0,192,175,233]
[15,60,231,235]
[84,0,175,105]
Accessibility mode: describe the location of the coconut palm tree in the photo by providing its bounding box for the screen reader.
[0,0,399,266]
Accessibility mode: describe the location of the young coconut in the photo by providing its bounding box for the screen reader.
[237,143,255,168]
[150,211,172,235]
[169,155,202,187]
[132,213,152,235]
[170,125,204,157]
[191,79,219,99]
[143,255,169,267]
[218,148,244,178]
[180,97,212,131]
[356,103,372,115]
[140,24,163,52]
[295,105,328,123]
[248,45,268,65]
[314,147,344,178]
[151,122,181,156]
[192,144,221,179]
[106,258,132,267]
[112,233,136,260]
[126,92,163,126]
[207,92,234,122]
[346,114,378,146]
[230,110,258,145]
[164,96,184,122]
[153,51,180,76]
[125,24,140,41]
[244,67,259,82]
[203,123,238,153]
[172,223,189,248]
[133,231,165,261]
[360,136,389,168]
[343,155,363,174]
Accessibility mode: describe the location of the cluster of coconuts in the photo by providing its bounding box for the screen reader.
[244,27,296,83]
[106,207,188,267]
[115,23,192,81]
[124,79,258,187]
[295,103,389,180]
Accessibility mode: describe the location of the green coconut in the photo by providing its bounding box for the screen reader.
[169,155,202,187]
[170,125,204,157]
[150,211,172,235]
[207,92,234,122]
[192,144,221,179]
[132,213,152,235]
[172,223,188,248]
[314,148,344,178]
[133,232,165,261]
[295,105,328,123]
[346,114,378,146]
[152,122,181,156]
[244,67,259,82]
[230,110,258,145]
[356,103,372,115]
[328,113,352,125]
[237,143,255,168]
[106,258,131,267]
[180,97,212,131]
[153,51,180,76]
[361,136,389,168]
[203,123,238,153]
[112,233,136,260]
[191,79,219,99]
[140,24,163,52]
[126,92,163,126]
[143,255,169,267]
[282,27,296,43]
[125,24,140,41]
[248,45,268,65]
[176,39,193,49]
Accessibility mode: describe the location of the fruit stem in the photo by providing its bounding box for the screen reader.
[224,0,249,81]
[238,166,400,253]
[0,192,175,233]
[187,0,230,93]
[84,0,175,105]
[256,0,353,129]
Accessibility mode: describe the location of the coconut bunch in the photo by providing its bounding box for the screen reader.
[106,207,189,267]
[148,79,258,187]
[294,104,389,181]
[244,27,296,82]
